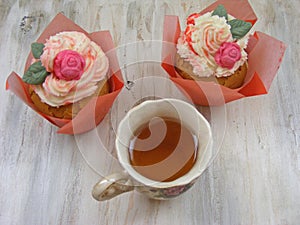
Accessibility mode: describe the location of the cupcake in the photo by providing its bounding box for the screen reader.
[175,5,252,89]
[22,31,110,119]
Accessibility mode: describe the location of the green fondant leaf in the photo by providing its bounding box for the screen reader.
[228,19,252,39]
[31,42,45,59]
[22,61,50,85]
[212,4,228,20]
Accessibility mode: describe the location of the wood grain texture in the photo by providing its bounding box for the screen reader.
[0,0,299,224]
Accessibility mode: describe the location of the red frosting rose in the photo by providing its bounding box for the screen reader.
[184,26,198,55]
[214,42,242,69]
[53,50,86,81]
[186,13,201,25]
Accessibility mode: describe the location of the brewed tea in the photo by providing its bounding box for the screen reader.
[129,117,198,182]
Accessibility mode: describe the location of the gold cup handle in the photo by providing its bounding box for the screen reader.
[92,171,134,201]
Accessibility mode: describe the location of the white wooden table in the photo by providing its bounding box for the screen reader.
[1,0,299,224]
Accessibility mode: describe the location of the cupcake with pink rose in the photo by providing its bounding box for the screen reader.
[175,4,252,89]
[23,31,110,119]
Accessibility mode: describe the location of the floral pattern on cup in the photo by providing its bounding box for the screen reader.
[141,181,196,200]
[162,185,186,197]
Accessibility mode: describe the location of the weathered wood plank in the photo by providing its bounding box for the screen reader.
[0,0,299,224]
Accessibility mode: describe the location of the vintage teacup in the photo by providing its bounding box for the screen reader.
[92,98,213,201]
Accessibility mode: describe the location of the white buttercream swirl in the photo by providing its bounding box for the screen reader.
[177,12,249,78]
[33,31,109,107]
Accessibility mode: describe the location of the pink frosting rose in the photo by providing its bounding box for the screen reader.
[215,42,241,69]
[53,50,86,81]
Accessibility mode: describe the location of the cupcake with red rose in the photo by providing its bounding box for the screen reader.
[175,5,252,89]
[23,31,110,119]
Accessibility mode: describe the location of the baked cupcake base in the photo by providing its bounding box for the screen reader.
[29,78,110,119]
[175,53,247,89]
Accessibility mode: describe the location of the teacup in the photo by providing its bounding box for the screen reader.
[92,98,213,201]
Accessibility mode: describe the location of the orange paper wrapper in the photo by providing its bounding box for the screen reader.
[162,0,286,106]
[6,13,124,134]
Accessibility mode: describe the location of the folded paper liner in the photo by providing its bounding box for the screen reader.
[162,0,286,106]
[6,13,124,134]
